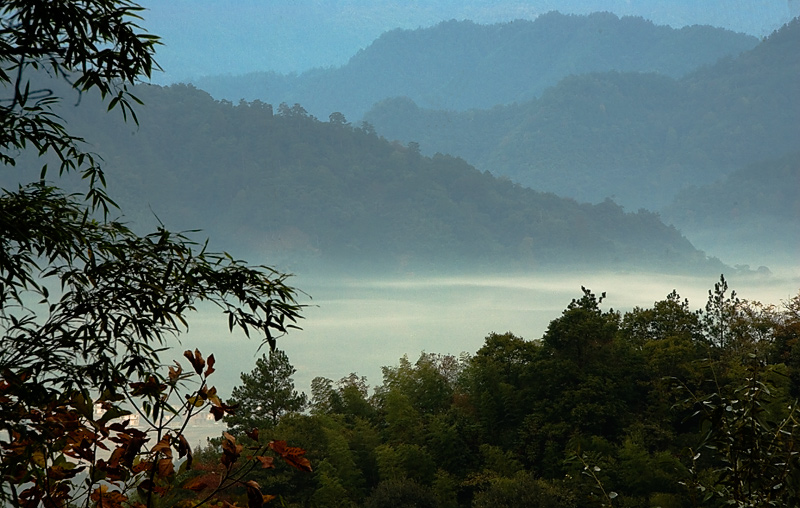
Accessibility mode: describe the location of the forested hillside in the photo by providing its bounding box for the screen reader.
[5,79,721,274]
[193,12,757,120]
[365,19,800,211]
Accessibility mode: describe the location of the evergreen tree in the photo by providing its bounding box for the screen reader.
[227,349,307,434]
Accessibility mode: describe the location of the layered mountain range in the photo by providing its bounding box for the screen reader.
[4,12,796,273]
[193,12,758,120]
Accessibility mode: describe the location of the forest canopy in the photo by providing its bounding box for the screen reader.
[208,278,800,507]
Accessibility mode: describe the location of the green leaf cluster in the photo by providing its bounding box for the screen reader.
[0,2,304,506]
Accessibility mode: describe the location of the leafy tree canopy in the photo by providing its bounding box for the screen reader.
[193,279,800,507]
[0,2,304,506]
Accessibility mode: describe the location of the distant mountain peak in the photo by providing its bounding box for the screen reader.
[192,11,757,120]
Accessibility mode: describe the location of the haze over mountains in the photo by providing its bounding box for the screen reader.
[360,18,800,262]
[16,81,712,275]
[139,0,798,82]
[662,151,800,267]
[186,13,799,269]
[5,11,796,275]
[365,19,799,208]
[194,12,759,120]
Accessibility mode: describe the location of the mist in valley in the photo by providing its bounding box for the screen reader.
[174,257,800,451]
[5,2,800,506]
[178,264,800,400]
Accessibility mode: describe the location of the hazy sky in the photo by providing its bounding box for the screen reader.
[138,0,799,84]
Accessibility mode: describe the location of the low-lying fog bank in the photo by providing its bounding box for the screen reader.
[175,266,800,401]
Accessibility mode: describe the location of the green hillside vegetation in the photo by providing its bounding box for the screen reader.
[16,81,719,273]
[364,19,800,211]
[186,279,800,508]
[193,12,757,120]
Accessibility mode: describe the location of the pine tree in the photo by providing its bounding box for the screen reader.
[227,349,307,435]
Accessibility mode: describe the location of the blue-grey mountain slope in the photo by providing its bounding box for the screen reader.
[661,151,800,267]
[2,80,722,275]
[192,11,757,120]
[364,19,799,211]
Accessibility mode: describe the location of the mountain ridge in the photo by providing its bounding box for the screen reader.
[363,18,800,211]
[192,11,758,120]
[1,81,723,275]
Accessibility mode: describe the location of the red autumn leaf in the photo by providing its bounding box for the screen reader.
[182,473,218,492]
[65,427,99,448]
[245,480,264,508]
[175,433,193,468]
[132,460,153,474]
[90,485,128,507]
[19,486,40,504]
[168,361,183,382]
[205,354,216,377]
[151,435,173,459]
[254,455,274,469]
[269,440,312,472]
[47,464,83,481]
[210,400,237,422]
[95,457,126,482]
[246,428,259,441]
[210,405,225,421]
[66,438,96,462]
[119,432,149,468]
[156,457,174,478]
[268,440,286,454]
[183,349,205,375]
[220,432,243,468]
[107,446,125,468]
[206,390,220,406]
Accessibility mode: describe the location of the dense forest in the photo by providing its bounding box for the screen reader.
[175,277,800,508]
[2,3,799,508]
[2,79,721,274]
[194,12,758,120]
[364,18,800,211]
